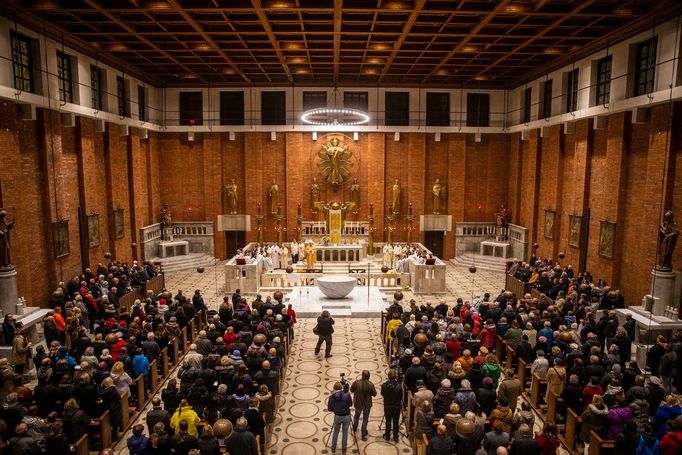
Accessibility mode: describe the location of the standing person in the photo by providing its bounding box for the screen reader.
[351,370,377,441]
[381,369,403,442]
[11,327,30,375]
[327,381,353,455]
[314,310,335,358]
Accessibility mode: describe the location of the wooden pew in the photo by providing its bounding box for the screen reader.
[381,312,387,339]
[407,391,414,434]
[172,336,180,364]
[119,291,139,314]
[149,359,160,393]
[415,433,428,455]
[135,374,146,408]
[560,408,580,454]
[161,346,169,377]
[505,345,515,370]
[121,390,131,430]
[545,390,563,423]
[90,410,112,450]
[518,359,531,390]
[495,336,505,363]
[69,434,89,455]
[529,372,547,409]
[189,318,197,343]
[181,327,188,354]
[588,430,614,455]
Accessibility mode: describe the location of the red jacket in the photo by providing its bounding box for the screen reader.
[660,431,682,455]
[111,339,126,362]
[535,435,559,455]
[581,384,603,411]
[446,339,461,360]
[479,325,497,350]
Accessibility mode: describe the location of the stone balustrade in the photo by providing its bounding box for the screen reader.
[141,221,215,260]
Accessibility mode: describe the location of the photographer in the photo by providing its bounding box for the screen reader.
[351,370,377,441]
[327,381,353,454]
[381,369,403,442]
[314,310,335,358]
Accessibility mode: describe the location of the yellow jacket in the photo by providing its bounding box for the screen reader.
[386,319,402,341]
[170,405,200,437]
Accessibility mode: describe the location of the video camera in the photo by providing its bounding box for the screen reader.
[340,372,350,392]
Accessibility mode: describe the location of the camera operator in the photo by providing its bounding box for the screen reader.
[350,370,376,441]
[381,369,403,442]
[327,380,353,454]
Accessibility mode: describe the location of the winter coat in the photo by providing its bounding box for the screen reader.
[381,379,403,412]
[414,409,435,439]
[580,403,608,443]
[433,386,455,418]
[170,405,200,437]
[327,390,352,416]
[350,378,377,410]
[477,385,497,416]
[654,404,682,440]
[479,325,498,350]
[659,430,682,455]
[498,378,522,413]
[482,362,502,389]
[628,399,650,434]
[605,405,632,440]
[455,387,477,414]
[489,405,513,434]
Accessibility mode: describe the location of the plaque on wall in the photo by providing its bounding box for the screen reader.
[52,220,70,259]
[599,220,616,259]
[87,214,100,248]
[113,209,124,240]
[568,214,581,248]
[544,210,555,240]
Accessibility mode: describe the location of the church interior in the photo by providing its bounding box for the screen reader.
[0,0,682,454]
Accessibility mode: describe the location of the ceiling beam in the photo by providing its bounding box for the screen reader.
[166,0,250,83]
[466,0,599,83]
[424,0,514,81]
[81,0,206,83]
[333,0,342,84]
[250,0,293,82]
[378,0,427,83]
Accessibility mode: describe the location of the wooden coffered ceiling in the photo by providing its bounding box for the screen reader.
[5,0,682,88]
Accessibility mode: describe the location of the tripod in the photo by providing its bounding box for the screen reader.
[324,409,360,454]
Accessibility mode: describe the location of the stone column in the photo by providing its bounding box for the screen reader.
[647,268,682,316]
[0,267,18,317]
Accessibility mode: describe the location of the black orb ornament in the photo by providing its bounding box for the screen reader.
[469,265,477,274]
[533,243,539,250]
[285,266,294,274]
[558,251,565,259]
[381,265,389,273]
[104,252,112,259]
[393,291,404,302]
[197,267,205,273]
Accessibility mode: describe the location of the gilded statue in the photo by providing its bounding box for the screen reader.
[226,179,238,215]
[432,179,445,215]
[159,204,172,241]
[311,177,320,212]
[656,210,679,271]
[392,179,400,215]
[350,178,360,214]
[269,179,278,214]
[0,209,16,269]
[318,137,351,185]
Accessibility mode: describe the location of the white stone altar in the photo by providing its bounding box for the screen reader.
[315,244,365,262]
[159,240,189,258]
[317,275,356,298]
[480,240,511,258]
[286,285,386,317]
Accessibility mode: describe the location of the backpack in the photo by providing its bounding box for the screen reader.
[636,434,659,455]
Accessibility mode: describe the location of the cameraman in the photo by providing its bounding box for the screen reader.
[327,381,353,454]
[381,369,403,442]
[350,370,377,441]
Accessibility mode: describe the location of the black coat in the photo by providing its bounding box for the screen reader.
[381,379,404,412]
[197,435,220,455]
[225,429,258,455]
[316,316,335,336]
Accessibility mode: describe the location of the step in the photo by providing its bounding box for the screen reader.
[151,253,218,272]
[451,253,508,273]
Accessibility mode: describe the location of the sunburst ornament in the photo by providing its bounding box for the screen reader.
[318,137,352,185]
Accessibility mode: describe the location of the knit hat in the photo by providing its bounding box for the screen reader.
[232,350,241,357]
[483,377,493,385]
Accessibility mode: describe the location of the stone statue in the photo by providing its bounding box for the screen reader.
[392,179,400,215]
[159,204,172,240]
[656,210,679,271]
[0,209,16,269]
[226,179,238,215]
[495,204,510,228]
[350,178,360,214]
[269,179,278,215]
[311,177,320,212]
[432,179,444,215]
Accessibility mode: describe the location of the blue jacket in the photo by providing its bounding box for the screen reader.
[127,435,150,455]
[654,404,682,439]
[327,391,352,416]
[132,354,150,378]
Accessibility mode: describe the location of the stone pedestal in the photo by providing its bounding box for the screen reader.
[0,267,18,317]
[644,269,682,317]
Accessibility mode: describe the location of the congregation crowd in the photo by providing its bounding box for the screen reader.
[374,264,682,455]
[0,259,296,455]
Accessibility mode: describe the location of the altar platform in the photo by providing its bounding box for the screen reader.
[286,285,387,318]
[315,244,366,262]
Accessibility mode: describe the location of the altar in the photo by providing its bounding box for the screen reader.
[480,240,511,258]
[286,285,386,317]
[159,240,189,258]
[315,244,365,262]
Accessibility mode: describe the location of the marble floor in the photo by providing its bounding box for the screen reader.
[114,260,508,454]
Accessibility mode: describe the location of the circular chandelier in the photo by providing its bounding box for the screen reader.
[301,108,370,126]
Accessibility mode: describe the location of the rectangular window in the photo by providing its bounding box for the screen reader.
[137,85,146,122]
[540,80,552,119]
[596,56,612,105]
[116,76,130,117]
[426,92,450,126]
[179,92,203,126]
[261,91,286,125]
[302,91,327,111]
[11,32,35,94]
[522,88,532,123]
[220,91,245,125]
[385,92,409,126]
[466,93,490,127]
[90,65,105,111]
[56,51,73,103]
[634,37,657,96]
[565,68,579,112]
[344,91,369,112]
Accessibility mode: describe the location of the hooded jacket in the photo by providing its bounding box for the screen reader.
[605,405,632,440]
[433,385,455,418]
[580,403,609,443]
[455,387,477,414]
[654,404,682,440]
[327,390,352,416]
